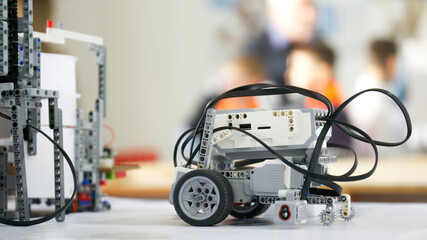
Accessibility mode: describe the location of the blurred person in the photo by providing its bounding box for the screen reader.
[285,42,350,145]
[354,40,397,91]
[215,55,265,110]
[184,55,277,162]
[247,0,317,85]
[285,43,344,108]
[349,39,405,155]
[189,55,278,126]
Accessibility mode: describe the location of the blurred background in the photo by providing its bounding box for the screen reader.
[4,0,427,201]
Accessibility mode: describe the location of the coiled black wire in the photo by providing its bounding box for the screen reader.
[173,84,412,199]
[0,113,77,226]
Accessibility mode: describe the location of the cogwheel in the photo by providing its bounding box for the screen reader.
[340,206,356,221]
[319,209,335,226]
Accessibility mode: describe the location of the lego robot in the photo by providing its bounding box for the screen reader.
[170,84,411,226]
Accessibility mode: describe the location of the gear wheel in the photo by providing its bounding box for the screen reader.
[319,209,335,226]
[340,206,355,221]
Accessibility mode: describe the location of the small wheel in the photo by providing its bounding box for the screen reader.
[173,170,234,226]
[230,200,270,219]
[319,209,335,226]
[340,206,355,221]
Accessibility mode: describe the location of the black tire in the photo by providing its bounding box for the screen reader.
[173,170,234,226]
[230,200,270,219]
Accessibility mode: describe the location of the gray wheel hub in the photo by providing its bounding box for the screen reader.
[178,176,220,220]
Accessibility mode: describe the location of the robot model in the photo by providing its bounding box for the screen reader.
[170,84,411,226]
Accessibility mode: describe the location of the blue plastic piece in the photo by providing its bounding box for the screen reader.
[79,201,91,206]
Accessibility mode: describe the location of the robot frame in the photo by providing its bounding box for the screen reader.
[0,0,111,226]
[170,83,411,226]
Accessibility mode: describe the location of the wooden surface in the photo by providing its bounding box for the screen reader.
[332,154,427,201]
[102,155,427,201]
[101,162,174,199]
[99,164,140,173]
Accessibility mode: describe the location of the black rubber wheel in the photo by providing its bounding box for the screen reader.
[230,200,270,219]
[173,170,234,226]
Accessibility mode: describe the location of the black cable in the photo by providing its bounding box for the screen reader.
[308,188,340,197]
[174,128,196,167]
[183,122,373,195]
[300,88,411,199]
[179,124,368,195]
[214,124,376,182]
[180,129,203,163]
[327,143,358,177]
[331,88,411,147]
[174,84,411,199]
[0,112,11,120]
[184,84,336,169]
[188,84,334,167]
[173,127,203,167]
[0,115,77,227]
[233,159,269,168]
[228,144,355,171]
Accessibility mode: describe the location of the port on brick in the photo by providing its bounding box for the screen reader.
[239,123,251,130]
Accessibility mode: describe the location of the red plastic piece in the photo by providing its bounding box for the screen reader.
[114,171,126,179]
[100,180,107,186]
[72,197,78,212]
[115,148,158,163]
[46,20,53,28]
[80,193,91,201]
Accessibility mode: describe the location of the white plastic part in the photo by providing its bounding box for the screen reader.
[278,190,288,198]
[212,109,323,150]
[33,31,65,44]
[46,28,103,45]
[211,129,232,145]
[99,158,114,169]
[24,127,75,198]
[274,200,308,225]
[341,194,352,218]
[169,167,193,204]
[40,53,78,126]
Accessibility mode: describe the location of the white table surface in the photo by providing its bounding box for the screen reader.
[1,197,427,240]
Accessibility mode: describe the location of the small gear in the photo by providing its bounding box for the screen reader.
[340,206,355,221]
[319,209,335,226]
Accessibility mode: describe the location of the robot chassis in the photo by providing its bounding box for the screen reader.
[170,108,354,226]
[0,0,109,223]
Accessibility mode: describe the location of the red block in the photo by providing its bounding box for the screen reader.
[115,171,126,179]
